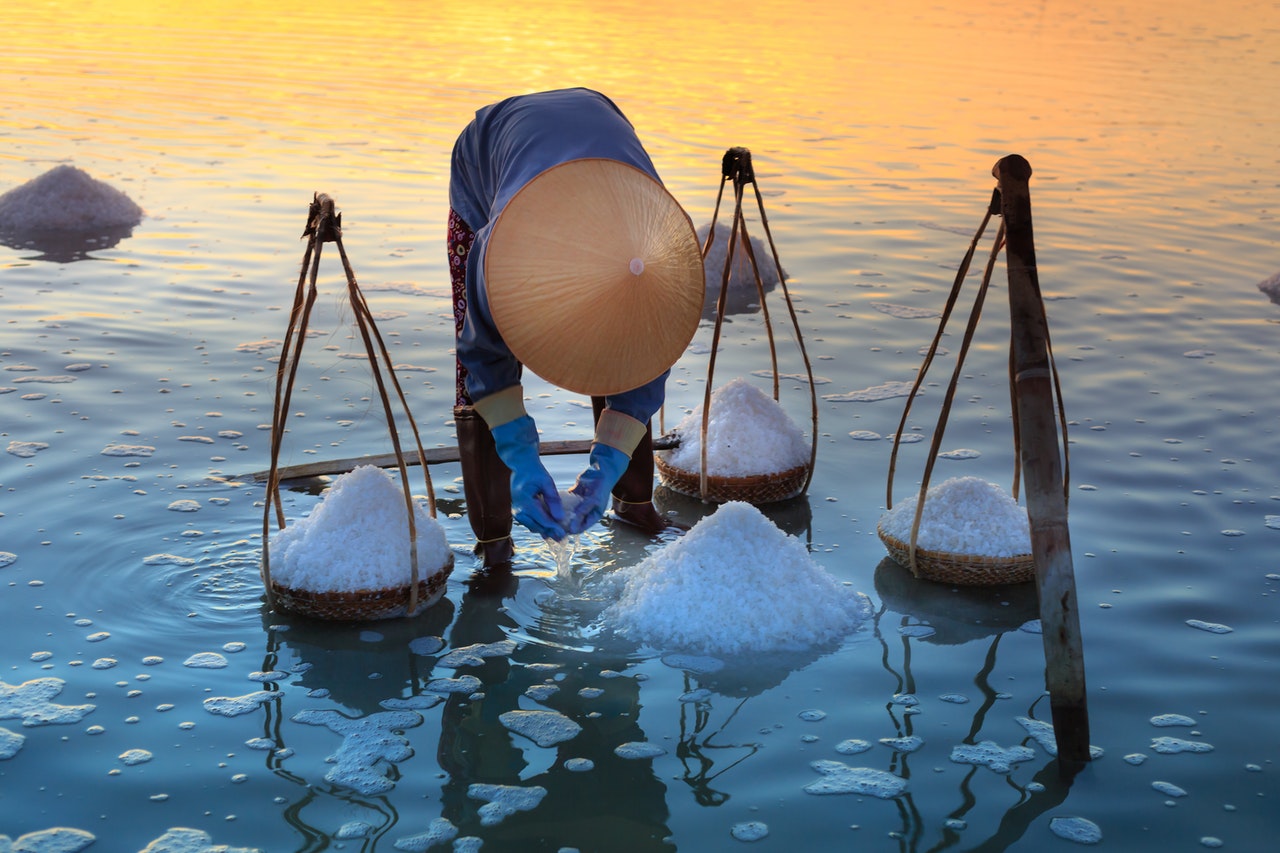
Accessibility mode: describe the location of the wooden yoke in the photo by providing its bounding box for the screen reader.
[993,154,1091,766]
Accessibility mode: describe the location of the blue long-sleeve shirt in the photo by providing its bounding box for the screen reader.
[450,88,667,425]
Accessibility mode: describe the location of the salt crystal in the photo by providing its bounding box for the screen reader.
[0,164,141,234]
[268,465,450,593]
[602,502,870,655]
[880,476,1031,557]
[659,378,808,476]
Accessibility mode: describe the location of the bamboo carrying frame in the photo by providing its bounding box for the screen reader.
[881,172,1069,587]
[656,148,819,504]
[260,194,451,621]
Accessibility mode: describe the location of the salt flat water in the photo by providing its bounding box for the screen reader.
[2,0,1279,850]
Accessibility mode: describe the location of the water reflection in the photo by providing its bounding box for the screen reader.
[0,224,137,263]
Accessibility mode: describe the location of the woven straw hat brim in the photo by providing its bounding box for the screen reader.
[484,158,704,397]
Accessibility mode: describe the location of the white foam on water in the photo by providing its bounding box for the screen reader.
[1150,713,1197,727]
[880,476,1031,558]
[1150,736,1214,755]
[101,444,155,457]
[730,821,769,842]
[849,430,882,441]
[268,465,450,593]
[143,554,195,567]
[167,500,201,512]
[950,740,1037,774]
[0,552,17,568]
[425,675,481,695]
[835,739,872,755]
[879,735,924,753]
[614,741,667,759]
[872,302,940,319]
[602,502,871,655]
[499,709,582,748]
[468,783,548,827]
[1152,780,1188,798]
[0,727,26,758]
[1185,619,1233,634]
[202,691,274,717]
[137,827,260,853]
[803,760,907,798]
[0,677,95,727]
[291,708,422,796]
[392,817,458,852]
[659,378,808,476]
[564,757,594,772]
[0,827,98,852]
[118,748,153,766]
[1017,716,1105,759]
[183,652,229,669]
[380,695,444,711]
[409,636,446,656]
[6,441,49,458]
[439,640,516,668]
[1048,816,1103,845]
[823,381,915,403]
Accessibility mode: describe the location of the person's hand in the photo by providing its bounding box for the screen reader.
[566,443,631,534]
[489,415,566,540]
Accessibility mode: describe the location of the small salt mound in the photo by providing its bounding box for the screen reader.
[268,465,449,592]
[1258,270,1280,305]
[659,377,808,476]
[602,501,871,655]
[0,164,143,232]
[879,476,1030,557]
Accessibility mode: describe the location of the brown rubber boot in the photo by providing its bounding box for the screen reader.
[591,398,687,535]
[454,405,516,567]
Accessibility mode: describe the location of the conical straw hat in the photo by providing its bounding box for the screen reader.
[484,158,704,397]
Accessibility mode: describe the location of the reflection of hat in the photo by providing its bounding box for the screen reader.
[485,158,704,397]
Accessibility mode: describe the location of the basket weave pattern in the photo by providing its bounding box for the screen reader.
[270,553,454,621]
[877,524,1034,587]
[655,455,809,505]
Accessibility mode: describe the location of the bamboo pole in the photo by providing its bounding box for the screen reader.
[993,154,1091,765]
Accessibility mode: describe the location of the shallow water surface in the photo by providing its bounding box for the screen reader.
[3,1,1279,851]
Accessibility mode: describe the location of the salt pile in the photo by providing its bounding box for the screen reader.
[0,164,143,232]
[1258,270,1280,304]
[659,377,808,476]
[601,501,871,654]
[698,221,784,314]
[268,465,449,592]
[879,476,1031,557]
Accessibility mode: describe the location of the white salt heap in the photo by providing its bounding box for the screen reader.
[268,465,449,592]
[0,164,143,232]
[698,221,784,290]
[659,377,808,476]
[602,501,871,655]
[879,476,1031,557]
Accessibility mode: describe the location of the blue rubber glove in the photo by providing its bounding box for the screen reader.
[489,415,566,540]
[566,442,631,534]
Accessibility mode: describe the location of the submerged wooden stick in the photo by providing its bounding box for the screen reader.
[994,154,1091,765]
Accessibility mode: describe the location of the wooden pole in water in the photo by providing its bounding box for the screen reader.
[993,154,1091,765]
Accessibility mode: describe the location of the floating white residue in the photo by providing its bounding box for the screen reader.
[849,430,882,441]
[380,695,443,711]
[409,636,446,656]
[268,465,449,593]
[823,381,914,403]
[1185,619,1233,634]
[143,554,195,567]
[659,378,808,476]
[0,552,17,568]
[425,675,481,695]
[183,652,229,669]
[6,441,48,458]
[1017,716,1104,759]
[1150,736,1214,755]
[0,164,143,232]
[118,748,153,766]
[1152,780,1188,798]
[879,736,924,753]
[730,821,769,842]
[1,727,26,758]
[1150,713,1196,728]
[499,710,582,748]
[101,444,155,457]
[872,302,940,319]
[0,677,95,727]
[880,476,1031,558]
[950,741,1036,774]
[291,708,421,795]
[835,739,872,755]
[392,817,458,852]
[137,827,260,853]
[167,499,201,512]
[1048,816,1103,845]
[803,760,907,798]
[0,827,98,852]
[601,502,871,655]
[202,691,275,718]
[439,640,516,668]
[468,783,548,827]
[614,741,667,760]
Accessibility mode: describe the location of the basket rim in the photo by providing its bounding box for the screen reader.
[269,552,454,602]
[654,455,811,485]
[876,522,1033,566]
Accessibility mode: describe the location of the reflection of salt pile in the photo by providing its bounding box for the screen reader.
[602,502,871,654]
[879,476,1030,557]
[698,221,784,308]
[269,465,449,592]
[659,377,808,476]
[0,164,143,232]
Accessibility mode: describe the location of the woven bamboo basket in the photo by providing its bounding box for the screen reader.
[270,553,454,622]
[655,455,809,505]
[877,523,1034,587]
